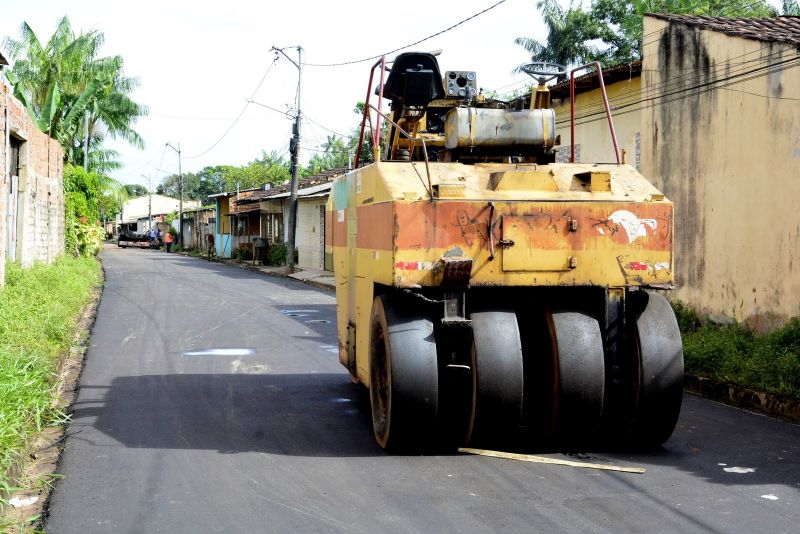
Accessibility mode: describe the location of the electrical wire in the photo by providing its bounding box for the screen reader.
[303,0,509,67]
[185,57,279,159]
[303,114,351,138]
[559,54,800,131]
[556,50,800,126]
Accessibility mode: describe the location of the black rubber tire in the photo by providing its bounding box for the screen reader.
[547,311,605,440]
[369,295,439,451]
[629,291,684,445]
[466,311,524,445]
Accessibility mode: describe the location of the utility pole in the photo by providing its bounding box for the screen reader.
[166,142,183,248]
[272,45,302,273]
[143,174,152,231]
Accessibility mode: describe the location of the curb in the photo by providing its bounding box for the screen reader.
[684,374,800,423]
[176,251,335,292]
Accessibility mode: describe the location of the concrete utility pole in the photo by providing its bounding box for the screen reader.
[143,174,152,231]
[166,142,184,248]
[272,45,302,273]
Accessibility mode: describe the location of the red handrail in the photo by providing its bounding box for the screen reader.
[570,62,620,164]
[354,56,387,168]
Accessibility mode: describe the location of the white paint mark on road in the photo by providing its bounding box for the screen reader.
[231,359,270,374]
[723,467,756,474]
[718,463,727,466]
[9,495,38,508]
[319,344,339,354]
[761,494,779,501]
[183,348,255,357]
[122,333,136,345]
[331,398,353,403]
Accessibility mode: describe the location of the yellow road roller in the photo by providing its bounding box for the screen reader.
[325,53,683,451]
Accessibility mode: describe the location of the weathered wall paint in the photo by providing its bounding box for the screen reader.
[642,16,800,330]
[552,75,642,166]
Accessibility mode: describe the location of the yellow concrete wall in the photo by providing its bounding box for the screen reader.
[552,75,642,167]
[641,17,800,330]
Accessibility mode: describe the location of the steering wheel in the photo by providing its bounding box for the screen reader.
[520,62,568,84]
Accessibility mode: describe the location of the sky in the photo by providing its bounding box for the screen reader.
[0,0,546,187]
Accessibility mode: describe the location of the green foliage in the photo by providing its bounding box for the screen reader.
[73,221,105,256]
[674,303,800,398]
[4,16,147,171]
[303,135,353,177]
[516,0,777,68]
[265,243,287,266]
[124,183,148,197]
[64,164,120,255]
[0,256,101,490]
[234,247,253,261]
[158,151,291,201]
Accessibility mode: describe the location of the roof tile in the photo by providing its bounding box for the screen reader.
[646,14,800,47]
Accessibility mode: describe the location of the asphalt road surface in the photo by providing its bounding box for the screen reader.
[45,246,800,533]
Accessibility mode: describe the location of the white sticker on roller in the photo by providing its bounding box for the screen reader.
[607,210,657,244]
[337,210,345,223]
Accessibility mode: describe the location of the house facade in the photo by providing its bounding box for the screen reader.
[550,62,642,167]
[116,194,200,235]
[1,57,65,285]
[213,170,342,269]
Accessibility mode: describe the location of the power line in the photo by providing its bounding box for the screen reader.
[303,114,351,138]
[303,0,509,67]
[558,54,800,131]
[185,57,279,159]
[557,45,793,119]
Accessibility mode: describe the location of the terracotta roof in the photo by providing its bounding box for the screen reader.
[645,14,800,47]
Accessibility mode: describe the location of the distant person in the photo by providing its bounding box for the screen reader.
[164,231,174,253]
[205,233,215,261]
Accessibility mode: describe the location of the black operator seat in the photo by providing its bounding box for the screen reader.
[382,52,445,107]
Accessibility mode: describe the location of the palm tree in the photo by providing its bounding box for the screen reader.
[514,0,603,71]
[4,16,147,171]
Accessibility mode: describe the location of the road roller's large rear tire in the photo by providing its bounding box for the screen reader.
[466,311,524,445]
[629,291,684,445]
[369,295,439,451]
[547,311,606,440]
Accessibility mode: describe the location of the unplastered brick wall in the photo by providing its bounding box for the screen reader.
[1,81,65,283]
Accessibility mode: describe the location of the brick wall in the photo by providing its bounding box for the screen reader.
[0,81,65,285]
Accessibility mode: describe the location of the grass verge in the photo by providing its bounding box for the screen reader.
[674,302,800,398]
[0,256,101,494]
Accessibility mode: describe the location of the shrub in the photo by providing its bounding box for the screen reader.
[266,243,287,266]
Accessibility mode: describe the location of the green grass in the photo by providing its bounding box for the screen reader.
[673,302,800,398]
[0,257,101,492]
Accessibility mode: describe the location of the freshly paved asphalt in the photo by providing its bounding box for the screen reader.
[46,246,799,533]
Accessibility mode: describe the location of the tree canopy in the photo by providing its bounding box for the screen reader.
[157,151,292,202]
[516,0,782,69]
[4,16,147,173]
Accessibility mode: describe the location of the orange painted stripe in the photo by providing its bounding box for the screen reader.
[355,202,394,251]
[329,200,672,253]
[394,201,672,252]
